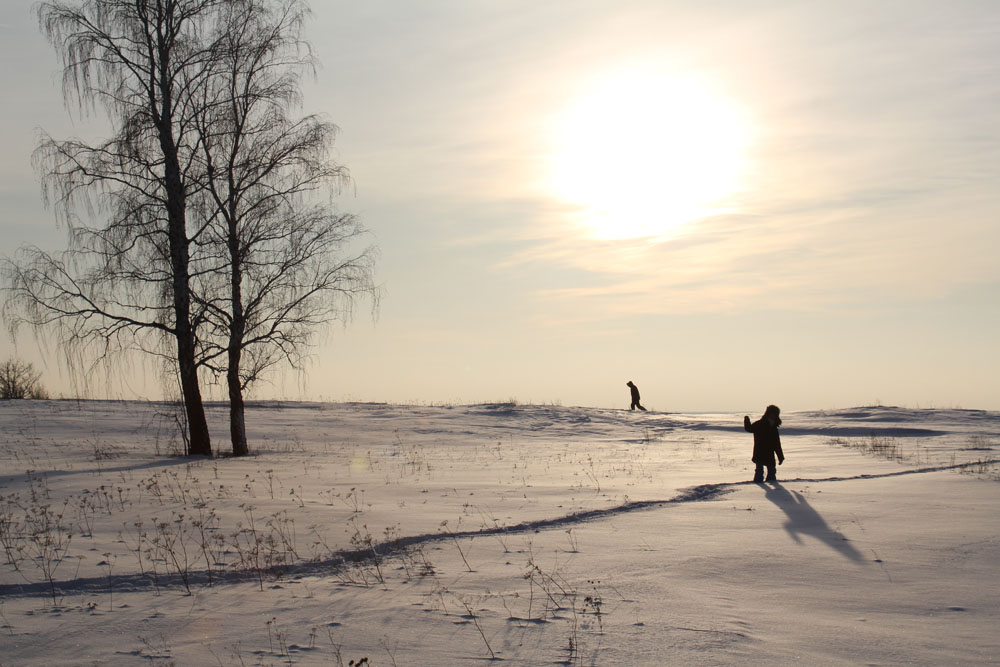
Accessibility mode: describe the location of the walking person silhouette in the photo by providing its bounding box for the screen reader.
[744,404,784,482]
[626,381,647,411]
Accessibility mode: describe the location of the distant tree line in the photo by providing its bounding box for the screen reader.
[2,0,378,455]
[0,359,48,400]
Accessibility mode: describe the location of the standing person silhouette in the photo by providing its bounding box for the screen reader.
[744,404,784,482]
[626,381,647,411]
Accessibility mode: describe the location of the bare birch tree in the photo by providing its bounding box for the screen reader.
[3,0,225,455]
[191,0,378,455]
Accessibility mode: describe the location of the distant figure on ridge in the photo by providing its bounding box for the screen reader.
[744,404,784,483]
[626,381,647,411]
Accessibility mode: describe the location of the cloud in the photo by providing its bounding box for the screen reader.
[498,168,999,319]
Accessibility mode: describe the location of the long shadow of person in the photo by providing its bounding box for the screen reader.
[763,484,865,563]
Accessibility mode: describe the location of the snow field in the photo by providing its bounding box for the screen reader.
[0,400,997,664]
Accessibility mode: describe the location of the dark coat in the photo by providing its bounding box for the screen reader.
[629,383,641,403]
[744,417,784,467]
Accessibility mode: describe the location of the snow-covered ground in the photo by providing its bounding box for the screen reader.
[0,400,997,665]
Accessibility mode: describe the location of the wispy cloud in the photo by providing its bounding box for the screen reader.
[500,175,997,318]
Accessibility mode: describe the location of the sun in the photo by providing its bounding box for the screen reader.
[548,70,751,240]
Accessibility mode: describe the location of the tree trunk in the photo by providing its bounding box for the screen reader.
[158,48,212,457]
[227,220,249,457]
[167,198,212,456]
[178,332,212,456]
[228,358,248,457]
[227,327,248,456]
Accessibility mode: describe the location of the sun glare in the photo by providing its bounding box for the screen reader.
[549,70,751,240]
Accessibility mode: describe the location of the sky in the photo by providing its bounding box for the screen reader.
[1,1,999,411]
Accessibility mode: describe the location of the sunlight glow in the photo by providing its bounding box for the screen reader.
[549,70,751,240]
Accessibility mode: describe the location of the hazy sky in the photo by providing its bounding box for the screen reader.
[2,1,998,411]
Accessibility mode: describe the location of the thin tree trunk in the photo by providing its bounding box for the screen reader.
[227,221,249,456]
[227,323,248,456]
[227,358,248,456]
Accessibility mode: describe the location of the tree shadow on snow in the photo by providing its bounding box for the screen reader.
[762,484,865,563]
